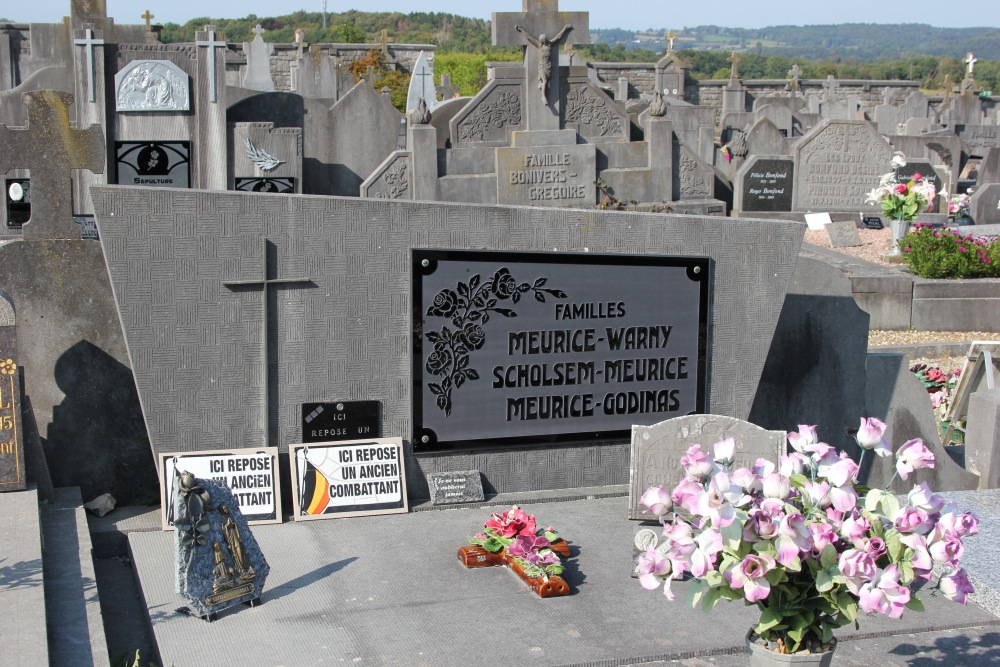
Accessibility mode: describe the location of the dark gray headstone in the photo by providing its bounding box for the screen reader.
[736,156,793,212]
[978,147,1000,187]
[173,474,269,617]
[966,388,1000,489]
[827,220,863,247]
[896,161,943,197]
[628,414,784,520]
[0,291,24,492]
[957,125,998,159]
[972,183,1000,225]
[427,470,485,504]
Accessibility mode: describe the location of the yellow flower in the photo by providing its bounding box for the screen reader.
[0,359,17,375]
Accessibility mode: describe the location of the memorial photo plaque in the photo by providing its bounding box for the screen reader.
[159,448,281,528]
[301,401,381,443]
[289,438,407,520]
[741,159,794,212]
[235,177,295,193]
[115,141,190,188]
[5,178,30,227]
[412,250,710,451]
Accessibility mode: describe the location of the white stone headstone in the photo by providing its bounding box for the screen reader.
[406,51,435,113]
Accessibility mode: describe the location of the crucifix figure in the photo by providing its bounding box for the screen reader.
[516,23,573,93]
[223,239,312,448]
[666,29,676,52]
[141,10,154,31]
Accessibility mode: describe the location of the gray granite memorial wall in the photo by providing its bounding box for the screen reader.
[93,186,802,501]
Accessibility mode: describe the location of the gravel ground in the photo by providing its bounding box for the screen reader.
[804,226,898,265]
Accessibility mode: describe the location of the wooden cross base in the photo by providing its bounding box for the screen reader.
[457,540,571,597]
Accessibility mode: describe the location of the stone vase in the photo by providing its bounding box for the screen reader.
[746,631,836,667]
[888,218,910,256]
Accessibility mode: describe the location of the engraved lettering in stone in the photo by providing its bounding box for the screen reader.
[799,123,891,209]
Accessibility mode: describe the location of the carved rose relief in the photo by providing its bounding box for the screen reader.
[564,85,624,137]
[458,88,523,143]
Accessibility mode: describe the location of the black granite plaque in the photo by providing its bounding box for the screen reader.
[114,141,190,188]
[235,177,295,193]
[301,401,381,443]
[896,161,942,195]
[860,215,884,230]
[742,159,794,212]
[412,250,710,451]
[5,179,30,227]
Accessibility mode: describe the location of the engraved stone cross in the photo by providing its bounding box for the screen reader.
[0,91,105,239]
[196,26,227,103]
[74,26,105,103]
[492,0,590,131]
[222,239,312,448]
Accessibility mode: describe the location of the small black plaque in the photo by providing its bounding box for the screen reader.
[412,250,710,451]
[859,215,884,230]
[235,177,295,193]
[741,159,794,212]
[896,161,942,195]
[115,141,190,188]
[301,401,381,443]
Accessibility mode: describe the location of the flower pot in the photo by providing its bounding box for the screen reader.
[888,218,909,256]
[746,631,836,666]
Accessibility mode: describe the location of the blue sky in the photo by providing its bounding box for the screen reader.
[8,0,997,30]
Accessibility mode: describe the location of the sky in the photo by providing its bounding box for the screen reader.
[6,0,998,30]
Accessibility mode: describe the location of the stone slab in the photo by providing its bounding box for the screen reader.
[495,142,596,207]
[966,389,1000,488]
[0,488,48,666]
[793,120,893,212]
[130,495,999,667]
[827,219,863,247]
[427,470,485,505]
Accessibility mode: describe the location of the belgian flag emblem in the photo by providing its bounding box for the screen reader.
[299,461,332,515]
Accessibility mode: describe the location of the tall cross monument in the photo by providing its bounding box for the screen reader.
[492,0,589,131]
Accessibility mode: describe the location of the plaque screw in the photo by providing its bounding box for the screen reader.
[421,259,430,268]
[421,435,430,444]
[693,266,701,274]
[336,403,344,411]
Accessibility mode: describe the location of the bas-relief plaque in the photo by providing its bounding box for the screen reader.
[115,141,190,188]
[115,60,190,111]
[412,250,710,451]
[740,158,794,212]
[794,121,893,212]
[495,144,596,208]
[234,177,295,193]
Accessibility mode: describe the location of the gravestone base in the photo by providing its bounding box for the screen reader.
[669,199,727,216]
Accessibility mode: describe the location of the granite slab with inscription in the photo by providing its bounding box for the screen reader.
[427,470,485,505]
[628,414,785,520]
[173,474,269,617]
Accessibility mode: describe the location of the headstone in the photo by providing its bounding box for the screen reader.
[172,473,269,617]
[288,439,407,519]
[735,156,794,213]
[971,183,1000,225]
[978,147,1000,187]
[744,117,788,156]
[827,219,863,247]
[0,91,105,239]
[0,291,24,492]
[427,470,485,505]
[628,414,785,520]
[114,60,189,111]
[114,141,190,188]
[957,125,1000,160]
[159,449,281,528]
[793,120,893,212]
[301,401,381,443]
[241,25,275,92]
[406,51,435,113]
[233,123,302,194]
[965,388,1000,488]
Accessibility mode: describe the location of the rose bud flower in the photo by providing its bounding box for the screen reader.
[681,444,716,481]
[639,485,673,518]
[857,417,891,457]
[939,569,974,605]
[896,439,935,480]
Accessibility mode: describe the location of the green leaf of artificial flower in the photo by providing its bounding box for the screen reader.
[865,489,883,512]
[820,544,838,569]
[906,595,925,612]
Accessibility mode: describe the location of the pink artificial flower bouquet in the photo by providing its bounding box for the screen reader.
[637,417,978,656]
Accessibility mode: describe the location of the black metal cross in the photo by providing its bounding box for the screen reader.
[223,238,312,448]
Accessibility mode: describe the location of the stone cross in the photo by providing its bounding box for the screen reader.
[666,29,676,51]
[0,91,105,239]
[966,52,977,77]
[253,24,265,40]
[378,28,394,55]
[729,51,741,79]
[436,73,458,100]
[222,239,312,449]
[942,73,953,103]
[823,74,839,100]
[74,25,104,103]
[295,29,305,59]
[492,0,590,131]
[141,10,154,31]
[787,64,802,92]
[196,26,227,103]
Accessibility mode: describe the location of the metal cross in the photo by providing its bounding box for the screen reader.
[141,10,154,31]
[223,238,312,448]
[413,67,434,105]
[196,28,227,103]
[74,27,104,103]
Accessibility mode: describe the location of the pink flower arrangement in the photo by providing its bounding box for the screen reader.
[637,419,977,656]
[470,506,563,578]
[865,153,937,222]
